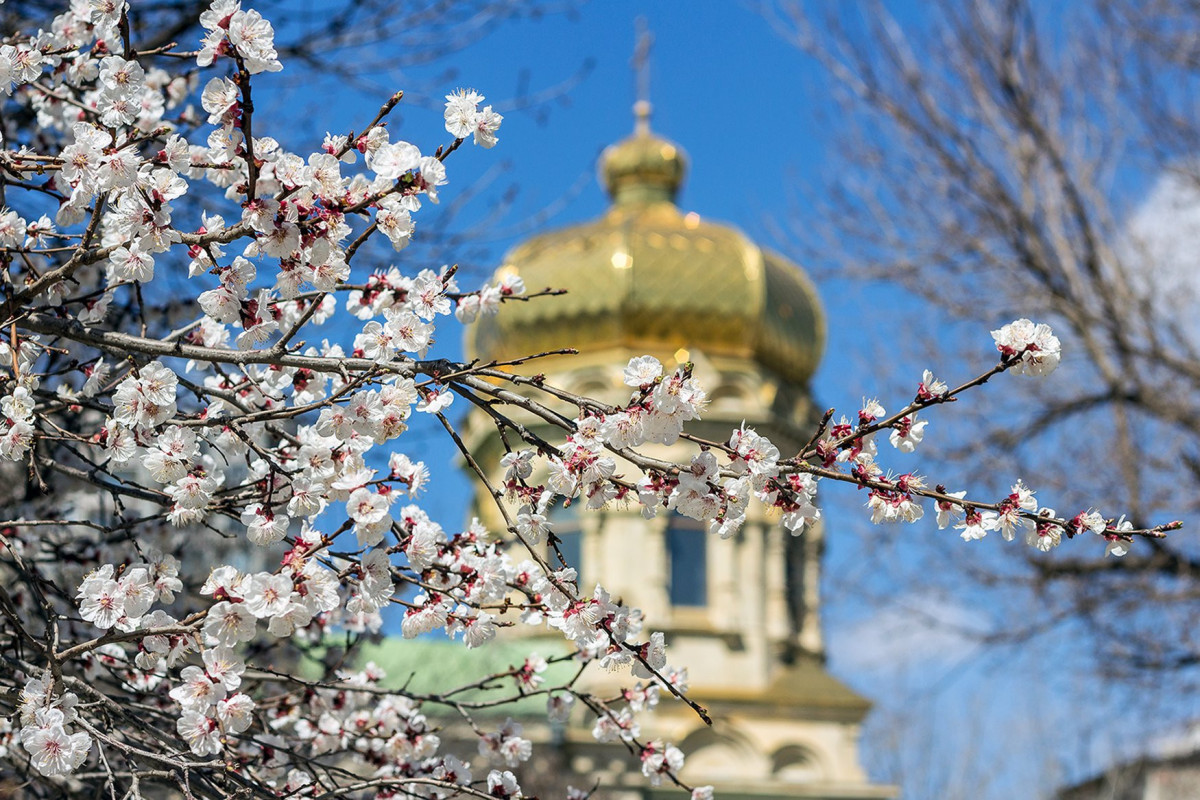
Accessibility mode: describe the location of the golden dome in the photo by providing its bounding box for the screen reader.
[467,111,825,386]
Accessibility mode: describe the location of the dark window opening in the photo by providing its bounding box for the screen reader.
[666,513,707,606]
[549,504,583,577]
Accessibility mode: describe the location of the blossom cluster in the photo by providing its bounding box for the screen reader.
[17,676,91,777]
[992,318,1062,376]
[444,88,504,149]
[76,557,181,630]
[0,385,36,460]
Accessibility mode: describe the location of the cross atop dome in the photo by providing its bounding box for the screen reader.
[600,19,688,205]
[631,17,653,135]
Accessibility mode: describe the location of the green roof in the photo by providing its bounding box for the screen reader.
[348,636,577,717]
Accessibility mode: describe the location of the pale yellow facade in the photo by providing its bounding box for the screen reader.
[463,107,895,800]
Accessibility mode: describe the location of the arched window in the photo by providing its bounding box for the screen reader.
[677,725,765,782]
[770,744,825,782]
[666,513,707,606]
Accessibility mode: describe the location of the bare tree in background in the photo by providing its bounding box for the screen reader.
[762,0,1200,679]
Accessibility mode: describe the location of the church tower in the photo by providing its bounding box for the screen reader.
[463,96,892,800]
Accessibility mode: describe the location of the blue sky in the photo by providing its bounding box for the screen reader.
[249,3,1193,797]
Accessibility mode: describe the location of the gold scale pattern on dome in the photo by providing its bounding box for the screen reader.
[468,39,824,387]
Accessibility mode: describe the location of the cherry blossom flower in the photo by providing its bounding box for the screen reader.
[479,718,532,767]
[225,9,283,73]
[443,89,503,148]
[216,693,256,733]
[242,572,295,619]
[992,318,1061,376]
[640,741,685,786]
[112,361,178,430]
[20,709,91,776]
[487,770,522,800]
[177,710,223,756]
[77,565,125,630]
[957,508,999,541]
[592,708,639,744]
[547,693,576,723]
[1104,516,1135,557]
[917,369,949,401]
[455,609,498,649]
[935,490,968,529]
[204,601,257,646]
[241,504,289,546]
[169,665,227,709]
[370,141,422,181]
[444,88,483,138]
[889,413,928,452]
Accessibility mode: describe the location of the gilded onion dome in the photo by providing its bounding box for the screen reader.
[468,103,825,386]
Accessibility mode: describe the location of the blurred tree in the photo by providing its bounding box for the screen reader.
[762,0,1200,677]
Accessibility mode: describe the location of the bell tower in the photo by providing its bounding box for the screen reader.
[463,44,893,799]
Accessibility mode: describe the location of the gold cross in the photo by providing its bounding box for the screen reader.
[631,17,653,134]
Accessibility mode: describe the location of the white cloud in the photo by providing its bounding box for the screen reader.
[1123,169,1200,343]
